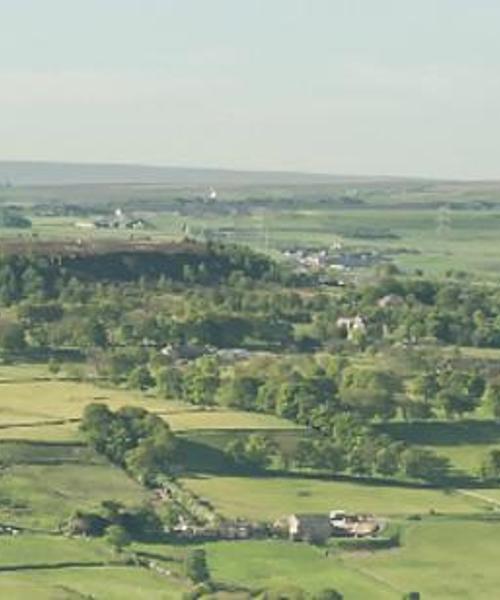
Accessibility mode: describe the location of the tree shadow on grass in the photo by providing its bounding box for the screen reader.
[376,419,500,447]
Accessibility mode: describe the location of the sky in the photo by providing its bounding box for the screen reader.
[1,0,500,179]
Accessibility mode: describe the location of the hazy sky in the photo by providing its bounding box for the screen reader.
[2,0,500,178]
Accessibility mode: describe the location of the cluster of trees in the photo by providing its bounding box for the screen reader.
[295,429,449,481]
[225,433,279,471]
[327,274,500,350]
[80,404,178,484]
[408,367,486,419]
[480,448,500,481]
[155,354,490,424]
[67,499,163,545]
[0,242,278,307]
[0,208,31,229]
[154,355,450,482]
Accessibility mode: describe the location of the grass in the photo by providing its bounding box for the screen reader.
[0,567,185,599]
[165,409,298,431]
[0,536,186,600]
[0,463,148,529]
[378,420,500,476]
[0,535,110,566]
[207,520,500,599]
[0,379,295,443]
[0,381,168,425]
[344,518,500,599]
[181,475,487,521]
[207,540,397,598]
[0,422,81,443]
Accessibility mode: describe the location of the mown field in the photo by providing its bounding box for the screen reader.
[0,535,187,599]
[204,518,500,599]
[0,568,184,600]
[181,475,487,521]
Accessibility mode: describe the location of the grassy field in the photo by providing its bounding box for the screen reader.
[206,519,500,599]
[0,535,187,599]
[0,566,185,599]
[379,420,500,476]
[207,540,397,598]
[0,535,109,566]
[0,463,148,529]
[0,379,296,446]
[181,475,487,520]
[344,518,500,599]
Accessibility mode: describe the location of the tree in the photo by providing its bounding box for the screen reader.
[86,319,108,348]
[48,358,61,377]
[183,357,220,406]
[184,548,210,584]
[480,449,500,481]
[410,372,439,404]
[400,448,449,481]
[226,433,277,470]
[0,322,26,353]
[482,378,500,419]
[340,368,400,420]
[216,375,261,410]
[244,433,277,469]
[127,366,155,391]
[156,366,183,399]
[436,371,483,418]
[375,444,401,477]
[125,428,177,483]
[105,524,131,553]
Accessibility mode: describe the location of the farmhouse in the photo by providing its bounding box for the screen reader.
[336,315,367,339]
[285,514,332,544]
[277,511,380,543]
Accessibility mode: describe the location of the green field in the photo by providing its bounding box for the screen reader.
[0,535,187,599]
[379,420,500,477]
[181,475,487,520]
[205,518,500,599]
[0,566,184,599]
[344,519,500,599]
[0,379,295,444]
[207,540,396,598]
[4,174,500,596]
[0,463,148,529]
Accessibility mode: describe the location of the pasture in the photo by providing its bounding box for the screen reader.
[181,475,487,520]
[0,378,295,446]
[344,518,500,599]
[0,566,184,599]
[0,463,148,529]
[0,535,186,600]
[206,519,500,599]
[379,420,500,477]
[207,540,396,598]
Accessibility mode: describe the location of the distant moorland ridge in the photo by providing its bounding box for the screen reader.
[0,160,407,186]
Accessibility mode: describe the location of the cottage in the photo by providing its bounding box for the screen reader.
[285,514,332,544]
[276,511,380,543]
[336,315,367,339]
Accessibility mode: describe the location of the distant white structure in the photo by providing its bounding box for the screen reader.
[377,294,405,308]
[336,315,367,339]
[208,187,218,201]
[74,221,96,229]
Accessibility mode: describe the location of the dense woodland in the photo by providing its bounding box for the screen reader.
[2,242,500,487]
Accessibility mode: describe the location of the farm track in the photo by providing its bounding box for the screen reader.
[457,489,500,508]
